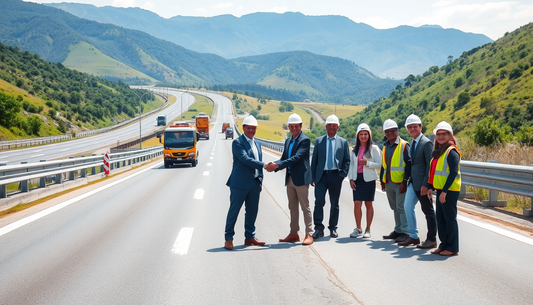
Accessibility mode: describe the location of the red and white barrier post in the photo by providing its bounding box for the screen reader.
[103,153,110,175]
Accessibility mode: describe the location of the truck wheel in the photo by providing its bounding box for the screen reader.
[164,161,169,168]
[191,160,197,167]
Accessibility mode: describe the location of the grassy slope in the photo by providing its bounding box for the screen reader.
[63,41,157,81]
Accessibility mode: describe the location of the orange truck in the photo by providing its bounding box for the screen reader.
[222,122,230,132]
[158,125,198,168]
[195,112,210,140]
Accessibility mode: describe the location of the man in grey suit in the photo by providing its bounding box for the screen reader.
[224,116,267,250]
[398,114,437,248]
[266,113,314,245]
[310,115,350,239]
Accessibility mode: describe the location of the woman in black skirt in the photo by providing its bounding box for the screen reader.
[348,123,382,238]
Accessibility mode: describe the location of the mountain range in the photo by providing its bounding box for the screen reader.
[47,3,493,79]
[0,0,399,104]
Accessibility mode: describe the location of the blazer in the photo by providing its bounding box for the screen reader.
[410,134,433,190]
[226,134,264,190]
[348,144,382,182]
[311,134,350,183]
[274,132,313,186]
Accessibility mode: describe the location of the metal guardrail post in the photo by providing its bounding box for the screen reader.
[459,184,475,199]
[54,174,62,184]
[481,160,508,207]
[0,185,6,198]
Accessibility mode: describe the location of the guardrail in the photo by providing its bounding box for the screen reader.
[0,93,168,150]
[0,146,163,199]
[234,125,533,216]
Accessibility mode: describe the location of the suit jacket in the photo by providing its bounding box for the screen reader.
[347,144,382,182]
[226,134,264,190]
[274,132,313,186]
[311,134,350,183]
[409,134,433,190]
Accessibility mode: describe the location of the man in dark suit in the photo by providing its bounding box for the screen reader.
[266,113,314,245]
[310,115,350,239]
[398,114,437,248]
[224,116,267,250]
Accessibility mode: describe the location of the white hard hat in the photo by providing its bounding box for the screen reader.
[242,115,258,126]
[383,119,398,131]
[287,113,303,124]
[433,121,453,135]
[356,123,372,137]
[325,115,340,125]
[405,114,422,126]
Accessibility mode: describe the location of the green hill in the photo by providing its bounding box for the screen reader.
[337,23,533,146]
[0,0,398,104]
[0,42,157,140]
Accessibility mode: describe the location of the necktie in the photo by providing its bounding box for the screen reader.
[327,138,334,169]
[411,140,417,158]
[251,139,259,178]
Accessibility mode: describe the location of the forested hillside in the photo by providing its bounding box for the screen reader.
[0,43,156,140]
[0,0,398,104]
[337,23,533,146]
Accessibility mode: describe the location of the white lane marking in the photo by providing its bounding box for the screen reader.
[172,227,194,255]
[30,154,44,158]
[211,152,214,155]
[193,189,204,199]
[61,148,70,151]
[207,163,212,166]
[203,171,209,176]
[0,161,164,238]
[457,215,533,246]
[209,157,213,159]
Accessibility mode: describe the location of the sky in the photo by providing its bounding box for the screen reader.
[32,0,533,40]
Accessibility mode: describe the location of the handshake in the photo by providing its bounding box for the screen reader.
[264,162,279,172]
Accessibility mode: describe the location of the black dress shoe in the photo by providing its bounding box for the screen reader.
[312,230,324,239]
[383,231,401,240]
[330,229,338,238]
[416,240,438,249]
[394,233,409,243]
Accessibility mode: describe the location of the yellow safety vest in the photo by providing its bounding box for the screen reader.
[381,139,407,183]
[432,146,462,191]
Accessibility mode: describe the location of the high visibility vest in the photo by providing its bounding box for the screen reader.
[381,139,407,183]
[432,146,462,191]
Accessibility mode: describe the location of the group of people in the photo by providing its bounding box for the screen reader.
[224,112,461,257]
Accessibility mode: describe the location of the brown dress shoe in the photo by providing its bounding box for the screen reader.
[279,233,300,242]
[224,240,234,250]
[416,240,438,249]
[439,250,459,256]
[244,238,266,246]
[302,235,313,245]
[431,248,444,254]
[398,237,420,247]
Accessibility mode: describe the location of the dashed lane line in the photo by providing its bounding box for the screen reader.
[193,189,204,199]
[172,227,194,255]
[203,171,209,176]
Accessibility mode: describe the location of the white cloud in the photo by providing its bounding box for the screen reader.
[196,7,206,13]
[212,2,234,9]
[514,4,533,19]
[236,5,244,11]
[112,0,137,7]
[141,1,155,10]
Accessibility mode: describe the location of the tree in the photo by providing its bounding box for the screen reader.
[285,102,294,112]
[249,109,259,117]
[404,74,415,87]
[454,92,470,110]
[27,115,42,135]
[0,92,21,128]
[509,68,523,80]
[309,117,314,129]
[257,105,262,111]
[279,106,286,112]
[454,77,464,88]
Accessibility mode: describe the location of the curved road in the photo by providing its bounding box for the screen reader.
[0,91,532,304]
[0,88,195,164]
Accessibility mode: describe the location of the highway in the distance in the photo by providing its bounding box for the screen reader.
[0,92,532,304]
[0,88,195,164]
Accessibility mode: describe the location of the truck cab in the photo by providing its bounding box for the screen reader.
[158,126,198,168]
[157,115,166,126]
[195,112,210,140]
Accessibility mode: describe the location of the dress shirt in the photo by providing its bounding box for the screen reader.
[324,135,338,171]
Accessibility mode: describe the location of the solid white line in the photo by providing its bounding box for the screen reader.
[0,161,164,238]
[193,189,204,199]
[457,215,533,246]
[203,171,209,176]
[30,154,44,158]
[61,148,70,151]
[172,227,194,255]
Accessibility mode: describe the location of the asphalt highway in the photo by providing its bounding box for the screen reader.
[0,92,532,304]
[0,88,195,164]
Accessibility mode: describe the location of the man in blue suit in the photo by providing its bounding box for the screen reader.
[224,116,266,250]
[310,115,351,239]
[266,113,314,245]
